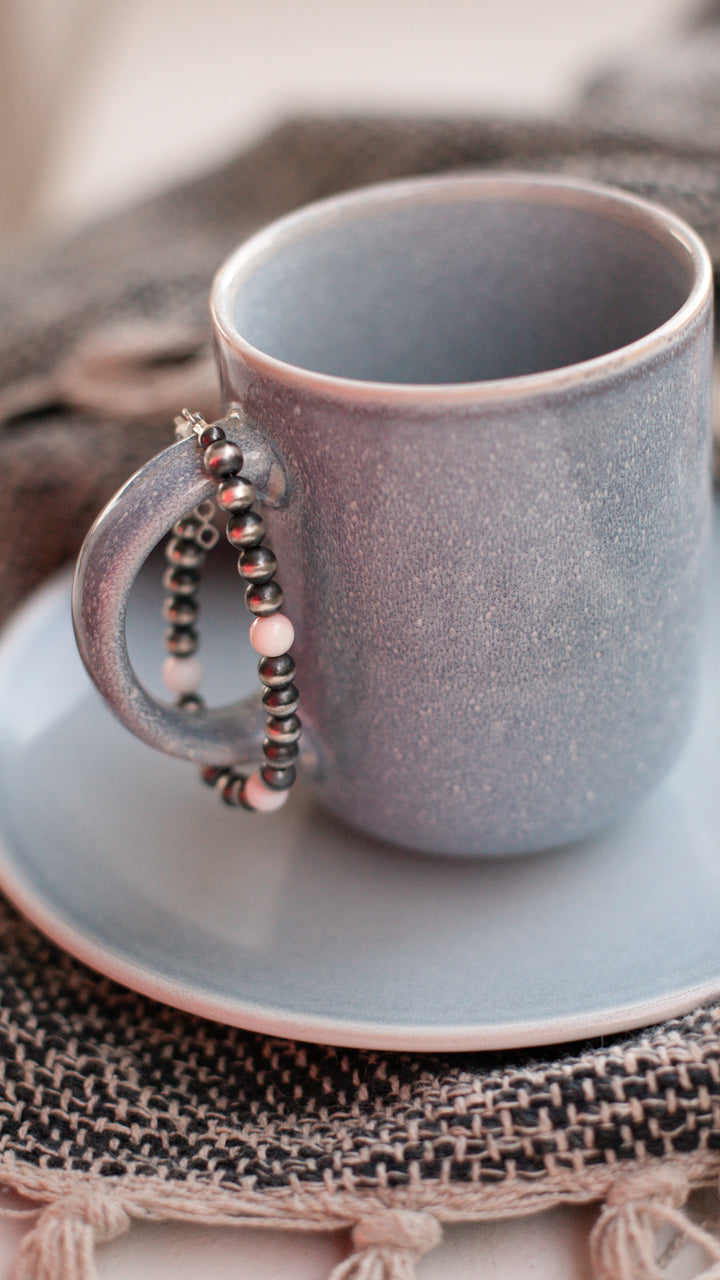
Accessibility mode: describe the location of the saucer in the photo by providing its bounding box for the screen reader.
[0,519,719,1055]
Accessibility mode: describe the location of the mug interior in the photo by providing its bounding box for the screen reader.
[226,181,697,386]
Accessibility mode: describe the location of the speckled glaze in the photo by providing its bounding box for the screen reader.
[73,174,713,856]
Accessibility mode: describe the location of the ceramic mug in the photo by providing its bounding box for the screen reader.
[72,173,713,857]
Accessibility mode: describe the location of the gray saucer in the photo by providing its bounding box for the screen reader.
[0,513,719,1052]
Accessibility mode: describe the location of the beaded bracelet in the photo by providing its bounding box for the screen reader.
[161,410,300,812]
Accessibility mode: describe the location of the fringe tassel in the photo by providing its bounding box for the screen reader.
[329,1209,442,1280]
[590,1168,720,1280]
[14,1168,720,1280]
[10,1189,130,1280]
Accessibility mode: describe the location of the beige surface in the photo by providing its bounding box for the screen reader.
[2,0,690,239]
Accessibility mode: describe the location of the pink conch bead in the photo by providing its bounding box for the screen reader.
[162,654,204,694]
[245,770,289,811]
[249,613,295,657]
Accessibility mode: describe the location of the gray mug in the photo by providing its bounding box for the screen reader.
[72,173,713,857]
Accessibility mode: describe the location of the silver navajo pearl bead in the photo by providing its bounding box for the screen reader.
[164,596,199,626]
[246,581,283,615]
[261,763,296,790]
[166,537,205,569]
[163,566,201,595]
[216,478,256,513]
[178,692,204,712]
[262,684,299,717]
[213,769,234,797]
[198,423,224,448]
[165,625,198,656]
[263,740,299,767]
[203,439,244,477]
[221,774,247,807]
[258,654,296,687]
[238,547,278,583]
[201,765,226,787]
[265,714,302,744]
[173,515,202,539]
[226,511,265,548]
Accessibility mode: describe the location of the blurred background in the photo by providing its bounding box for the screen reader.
[0,0,692,247]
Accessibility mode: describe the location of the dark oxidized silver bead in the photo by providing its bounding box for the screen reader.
[262,739,299,766]
[258,654,296,687]
[166,536,205,569]
[201,765,226,787]
[261,683,299,716]
[163,565,200,595]
[178,692,204,712]
[166,625,198,656]
[260,763,297,790]
[213,770,233,797]
[265,714,301,744]
[221,774,246,806]
[203,439,244,477]
[173,514,201,539]
[164,596,199,626]
[238,547,277,583]
[246,581,283,615]
[198,423,225,448]
[216,478,256,512]
[226,511,265,548]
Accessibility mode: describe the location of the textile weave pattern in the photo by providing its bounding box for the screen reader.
[0,891,718,1198]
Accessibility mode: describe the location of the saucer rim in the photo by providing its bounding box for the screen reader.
[0,816,716,1053]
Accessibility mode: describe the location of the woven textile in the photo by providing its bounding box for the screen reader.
[2,889,720,1274]
[2,4,720,1277]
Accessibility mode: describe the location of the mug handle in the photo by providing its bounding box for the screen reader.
[72,412,290,767]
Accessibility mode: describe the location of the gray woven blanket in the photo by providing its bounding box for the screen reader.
[1,6,720,1279]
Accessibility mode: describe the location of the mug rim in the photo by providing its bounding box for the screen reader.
[211,171,713,405]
